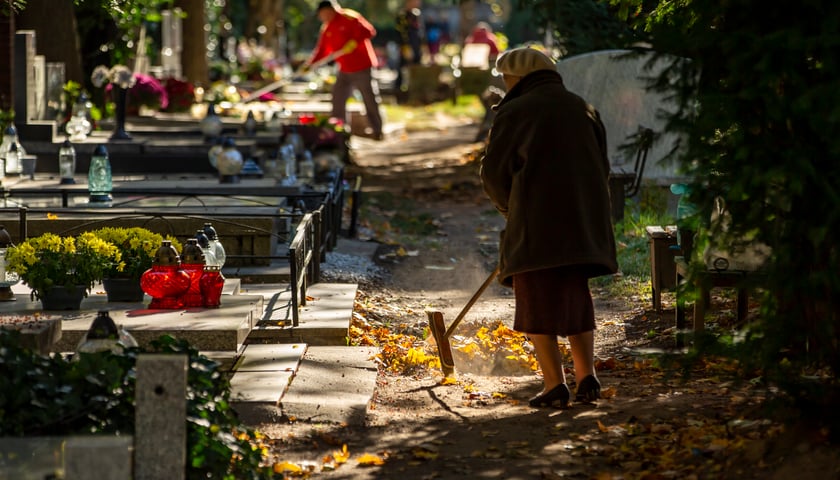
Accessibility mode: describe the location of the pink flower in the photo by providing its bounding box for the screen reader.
[128,73,169,110]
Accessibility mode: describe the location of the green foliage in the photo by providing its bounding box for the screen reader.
[589,0,840,398]
[0,332,274,478]
[515,0,639,56]
[0,330,135,436]
[613,186,676,278]
[0,1,26,16]
[381,96,485,131]
[74,0,175,66]
[0,108,13,144]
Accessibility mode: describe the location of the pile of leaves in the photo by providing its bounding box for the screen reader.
[348,290,541,377]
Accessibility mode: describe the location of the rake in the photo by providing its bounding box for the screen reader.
[427,266,499,376]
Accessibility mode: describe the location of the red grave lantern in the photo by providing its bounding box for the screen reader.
[140,240,190,309]
[180,238,206,308]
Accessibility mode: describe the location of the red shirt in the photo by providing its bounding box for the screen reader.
[311,8,378,73]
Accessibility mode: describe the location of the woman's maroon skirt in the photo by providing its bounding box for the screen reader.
[512,267,595,336]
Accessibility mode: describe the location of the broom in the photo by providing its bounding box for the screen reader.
[427,266,500,376]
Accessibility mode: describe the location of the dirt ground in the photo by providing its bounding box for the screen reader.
[256,121,840,479]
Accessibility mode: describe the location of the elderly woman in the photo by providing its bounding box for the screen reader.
[479,47,618,408]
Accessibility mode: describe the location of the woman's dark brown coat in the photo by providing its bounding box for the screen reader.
[480,69,618,287]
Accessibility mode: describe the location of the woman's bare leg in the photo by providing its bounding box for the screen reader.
[568,330,595,380]
[530,333,567,392]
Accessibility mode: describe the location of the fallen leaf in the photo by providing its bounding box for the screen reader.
[273,461,303,474]
[357,453,385,466]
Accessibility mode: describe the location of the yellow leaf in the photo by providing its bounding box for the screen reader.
[333,444,350,464]
[440,376,458,385]
[357,453,385,466]
[273,461,303,473]
[47,213,58,220]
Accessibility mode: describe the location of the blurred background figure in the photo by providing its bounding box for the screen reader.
[303,0,384,140]
[463,22,500,67]
[395,0,425,97]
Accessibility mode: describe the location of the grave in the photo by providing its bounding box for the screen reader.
[556,49,686,185]
[12,30,57,142]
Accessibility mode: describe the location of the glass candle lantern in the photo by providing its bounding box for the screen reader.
[207,136,224,170]
[195,230,218,267]
[179,239,206,308]
[1,124,26,175]
[200,102,224,140]
[75,310,138,355]
[4,143,19,178]
[203,223,226,268]
[88,144,113,203]
[65,94,93,142]
[216,137,243,183]
[58,139,77,184]
[140,240,191,309]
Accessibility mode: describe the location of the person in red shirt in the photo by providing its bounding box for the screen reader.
[464,22,501,63]
[303,0,383,140]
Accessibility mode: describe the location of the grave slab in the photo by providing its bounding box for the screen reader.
[3,282,261,353]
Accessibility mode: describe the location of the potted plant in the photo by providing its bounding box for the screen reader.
[89,227,182,302]
[5,232,122,310]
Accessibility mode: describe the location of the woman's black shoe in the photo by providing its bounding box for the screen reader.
[575,375,601,403]
[529,383,570,408]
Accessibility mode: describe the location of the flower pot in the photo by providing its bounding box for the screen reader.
[39,285,87,310]
[103,277,145,302]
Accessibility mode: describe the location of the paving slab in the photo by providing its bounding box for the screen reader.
[278,346,379,426]
[230,343,306,425]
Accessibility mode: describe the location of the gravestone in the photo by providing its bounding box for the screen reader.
[161,10,183,78]
[556,49,686,184]
[134,354,188,480]
[45,62,65,122]
[13,30,57,141]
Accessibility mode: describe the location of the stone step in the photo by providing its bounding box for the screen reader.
[231,280,373,425]
[241,282,358,346]
[230,344,378,426]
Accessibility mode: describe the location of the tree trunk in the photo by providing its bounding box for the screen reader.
[176,0,209,85]
[16,0,83,83]
[0,13,15,110]
[247,0,284,61]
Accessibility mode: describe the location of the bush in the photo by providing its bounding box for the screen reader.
[0,332,274,479]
